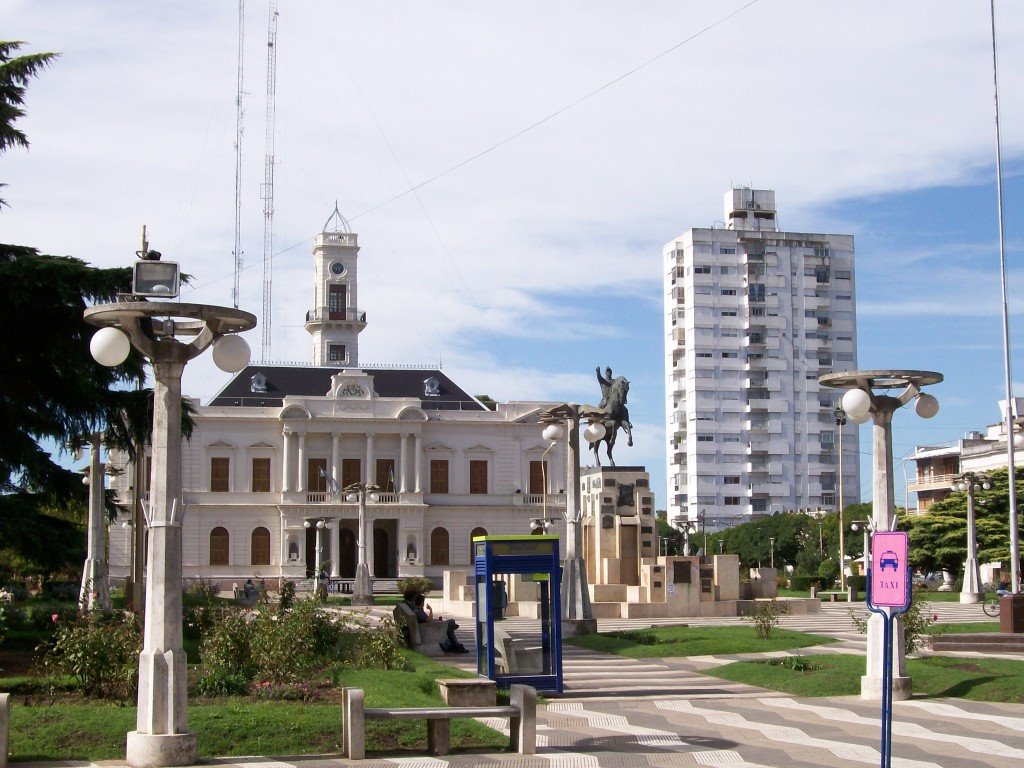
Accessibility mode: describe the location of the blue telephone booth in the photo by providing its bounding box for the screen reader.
[473,535,563,693]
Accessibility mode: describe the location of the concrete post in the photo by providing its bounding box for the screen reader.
[126,356,198,767]
[561,409,595,637]
[862,400,910,701]
[961,477,984,603]
[352,485,374,605]
[80,432,111,612]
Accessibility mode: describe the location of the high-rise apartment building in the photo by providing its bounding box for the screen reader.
[664,188,860,531]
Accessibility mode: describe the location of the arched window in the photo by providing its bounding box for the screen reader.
[470,527,487,562]
[210,527,229,566]
[251,527,271,566]
[430,527,450,566]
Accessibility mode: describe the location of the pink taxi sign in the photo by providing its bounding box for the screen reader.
[869,531,910,611]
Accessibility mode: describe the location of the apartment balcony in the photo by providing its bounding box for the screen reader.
[908,472,958,494]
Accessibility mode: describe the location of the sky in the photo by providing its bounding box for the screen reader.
[5,1,1024,510]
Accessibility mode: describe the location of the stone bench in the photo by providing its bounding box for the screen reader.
[342,684,536,760]
[232,583,258,606]
[393,603,450,655]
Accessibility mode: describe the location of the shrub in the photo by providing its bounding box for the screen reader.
[789,575,824,592]
[346,618,413,671]
[847,575,867,592]
[249,598,346,684]
[194,670,250,697]
[37,611,141,700]
[252,680,318,701]
[198,608,255,679]
[766,655,818,672]
[849,589,935,655]
[184,577,220,605]
[0,603,7,646]
[604,629,660,645]
[745,597,789,640]
[397,576,432,596]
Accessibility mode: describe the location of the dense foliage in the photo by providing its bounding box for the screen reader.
[903,468,1023,578]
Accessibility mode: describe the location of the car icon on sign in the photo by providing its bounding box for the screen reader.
[879,551,899,571]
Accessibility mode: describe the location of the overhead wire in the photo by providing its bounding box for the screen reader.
[182,0,762,296]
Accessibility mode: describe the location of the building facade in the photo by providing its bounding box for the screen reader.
[907,398,1024,513]
[107,212,579,587]
[663,188,860,531]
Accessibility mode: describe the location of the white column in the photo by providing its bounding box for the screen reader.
[297,433,306,493]
[413,433,422,493]
[365,433,375,484]
[282,430,292,493]
[399,434,409,493]
[331,433,340,486]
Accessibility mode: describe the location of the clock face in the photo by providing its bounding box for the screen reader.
[330,262,345,276]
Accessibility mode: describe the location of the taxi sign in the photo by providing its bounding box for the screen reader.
[868,530,910,611]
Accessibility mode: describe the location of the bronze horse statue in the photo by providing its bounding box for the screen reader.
[592,375,633,466]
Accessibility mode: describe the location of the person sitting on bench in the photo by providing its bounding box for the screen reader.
[411,592,467,654]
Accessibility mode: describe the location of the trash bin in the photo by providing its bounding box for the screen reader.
[1000,594,1024,633]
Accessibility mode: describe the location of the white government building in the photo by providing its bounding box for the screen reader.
[663,188,861,531]
[107,209,597,587]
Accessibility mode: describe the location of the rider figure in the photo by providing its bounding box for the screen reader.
[597,366,613,411]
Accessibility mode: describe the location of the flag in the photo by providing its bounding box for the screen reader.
[319,468,340,496]
[387,465,395,492]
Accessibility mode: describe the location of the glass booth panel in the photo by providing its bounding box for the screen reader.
[473,535,562,693]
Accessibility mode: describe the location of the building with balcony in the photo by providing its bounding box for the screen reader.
[663,188,860,531]
[907,398,1024,512]
[107,208,572,586]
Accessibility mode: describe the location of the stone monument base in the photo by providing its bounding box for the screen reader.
[126,730,197,768]
[860,675,912,701]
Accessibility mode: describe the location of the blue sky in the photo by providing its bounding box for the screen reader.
[5,1,1023,510]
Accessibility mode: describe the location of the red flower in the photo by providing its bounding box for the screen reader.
[51,613,59,623]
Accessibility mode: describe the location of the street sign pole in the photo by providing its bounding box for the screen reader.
[866,530,911,768]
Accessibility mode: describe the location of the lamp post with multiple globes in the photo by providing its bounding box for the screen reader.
[540,403,607,637]
[820,369,942,702]
[344,482,379,605]
[86,250,255,768]
[952,472,992,604]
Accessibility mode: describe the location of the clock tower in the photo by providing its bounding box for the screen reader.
[306,204,366,366]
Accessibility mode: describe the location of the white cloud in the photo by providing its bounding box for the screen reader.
[6,0,1024,507]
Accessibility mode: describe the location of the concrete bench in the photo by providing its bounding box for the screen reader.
[393,603,450,654]
[232,583,258,606]
[342,684,536,759]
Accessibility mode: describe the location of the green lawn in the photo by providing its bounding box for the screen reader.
[705,653,1024,702]
[928,621,1000,634]
[566,625,835,658]
[7,650,505,762]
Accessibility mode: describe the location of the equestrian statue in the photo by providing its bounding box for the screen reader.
[593,366,633,466]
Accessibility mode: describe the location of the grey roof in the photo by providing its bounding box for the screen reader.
[207,365,486,411]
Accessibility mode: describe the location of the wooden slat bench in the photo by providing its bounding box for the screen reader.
[342,683,536,759]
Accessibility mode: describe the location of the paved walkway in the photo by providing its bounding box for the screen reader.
[13,600,1020,767]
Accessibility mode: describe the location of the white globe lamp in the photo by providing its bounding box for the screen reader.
[841,388,872,420]
[542,423,564,442]
[915,393,939,419]
[212,334,251,373]
[583,421,606,443]
[90,327,131,367]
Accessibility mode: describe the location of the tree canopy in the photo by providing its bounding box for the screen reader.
[1,41,58,206]
[903,468,1022,577]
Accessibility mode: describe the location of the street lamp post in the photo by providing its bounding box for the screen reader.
[817,523,824,556]
[850,520,873,579]
[86,254,255,768]
[820,369,942,702]
[769,536,776,569]
[540,403,607,637]
[303,517,333,585]
[835,406,848,591]
[79,432,112,612]
[952,472,992,604]
[344,482,379,606]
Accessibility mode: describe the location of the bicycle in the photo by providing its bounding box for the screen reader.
[982,596,1001,617]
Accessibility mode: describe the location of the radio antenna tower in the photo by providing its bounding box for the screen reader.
[260,0,279,360]
[231,0,246,309]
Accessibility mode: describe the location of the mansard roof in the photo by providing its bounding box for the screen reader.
[207,365,486,411]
